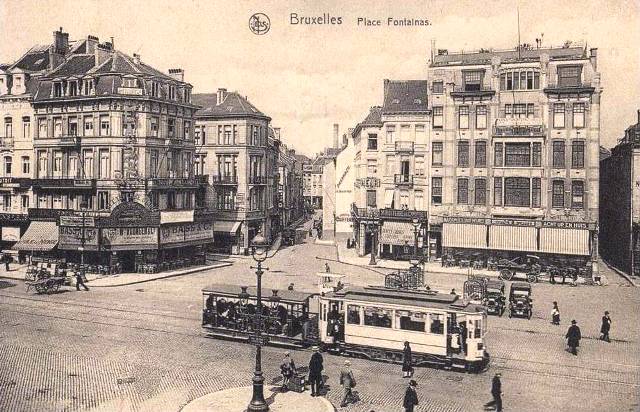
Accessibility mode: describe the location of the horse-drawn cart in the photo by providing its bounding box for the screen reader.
[25,262,71,294]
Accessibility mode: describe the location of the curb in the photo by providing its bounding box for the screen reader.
[601,260,638,287]
[88,262,233,288]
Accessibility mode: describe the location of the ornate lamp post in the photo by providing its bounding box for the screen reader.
[247,232,271,412]
[80,200,88,269]
[411,218,421,261]
[367,221,377,266]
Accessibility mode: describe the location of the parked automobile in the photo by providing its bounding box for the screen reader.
[508,281,533,319]
[484,279,506,316]
[498,255,541,283]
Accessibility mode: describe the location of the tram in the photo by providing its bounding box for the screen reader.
[202,284,489,372]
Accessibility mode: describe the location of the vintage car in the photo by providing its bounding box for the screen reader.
[497,255,541,283]
[508,282,533,319]
[484,279,506,316]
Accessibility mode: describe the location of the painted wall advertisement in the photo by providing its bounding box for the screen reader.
[58,226,100,249]
[101,227,158,250]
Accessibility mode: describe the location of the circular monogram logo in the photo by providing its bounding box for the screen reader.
[249,13,270,35]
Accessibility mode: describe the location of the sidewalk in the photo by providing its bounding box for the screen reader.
[180,386,335,412]
[0,261,232,287]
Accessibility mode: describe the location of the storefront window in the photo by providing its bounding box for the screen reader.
[363,306,392,328]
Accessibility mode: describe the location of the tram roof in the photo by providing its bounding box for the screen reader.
[202,284,314,303]
[326,286,486,313]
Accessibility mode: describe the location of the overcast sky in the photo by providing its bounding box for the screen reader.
[1,0,639,156]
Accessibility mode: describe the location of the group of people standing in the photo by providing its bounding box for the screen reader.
[550,302,612,355]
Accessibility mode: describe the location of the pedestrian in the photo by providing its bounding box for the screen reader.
[325,262,330,273]
[459,321,468,354]
[75,268,89,291]
[551,301,560,325]
[280,352,295,391]
[309,228,313,237]
[403,379,419,412]
[484,372,502,412]
[308,346,324,397]
[402,341,413,378]
[450,288,457,295]
[339,360,356,407]
[600,311,612,342]
[566,320,581,355]
[3,254,10,272]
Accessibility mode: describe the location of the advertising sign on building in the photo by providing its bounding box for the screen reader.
[101,227,158,250]
[58,226,100,249]
[1,226,21,241]
[160,222,214,246]
[160,210,194,224]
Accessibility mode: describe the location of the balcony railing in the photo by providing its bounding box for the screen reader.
[32,178,96,190]
[351,203,379,219]
[249,175,268,185]
[543,81,595,94]
[394,174,414,186]
[196,174,209,185]
[451,85,496,97]
[493,125,546,137]
[59,135,81,146]
[395,141,414,153]
[211,175,238,184]
[148,177,199,189]
[0,137,14,150]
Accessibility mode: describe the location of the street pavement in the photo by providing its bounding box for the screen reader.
[0,233,639,412]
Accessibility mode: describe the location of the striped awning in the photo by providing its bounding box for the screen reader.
[379,221,415,246]
[12,221,59,251]
[489,225,537,252]
[540,228,590,255]
[213,220,241,234]
[442,223,487,248]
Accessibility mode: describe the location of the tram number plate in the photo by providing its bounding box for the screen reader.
[249,335,269,346]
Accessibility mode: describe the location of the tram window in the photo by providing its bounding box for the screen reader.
[396,310,426,332]
[347,305,361,325]
[363,306,392,328]
[429,313,444,334]
[474,319,481,338]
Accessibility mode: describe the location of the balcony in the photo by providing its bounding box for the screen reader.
[196,174,209,185]
[168,137,184,146]
[32,178,96,190]
[493,123,546,137]
[0,137,14,150]
[211,175,238,185]
[59,135,81,146]
[351,203,379,220]
[543,82,595,95]
[148,177,199,189]
[249,175,268,185]
[394,174,413,187]
[395,141,414,153]
[450,85,496,98]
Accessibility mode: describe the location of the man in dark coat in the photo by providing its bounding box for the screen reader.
[402,341,413,378]
[75,268,89,291]
[308,346,323,396]
[484,372,502,411]
[566,320,581,355]
[403,379,419,412]
[600,311,612,342]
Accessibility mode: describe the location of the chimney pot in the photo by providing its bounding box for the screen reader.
[216,88,228,105]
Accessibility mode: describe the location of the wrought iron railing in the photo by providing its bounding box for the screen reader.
[211,175,238,184]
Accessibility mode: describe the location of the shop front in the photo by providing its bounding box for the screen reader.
[159,221,214,267]
[213,220,242,254]
[101,226,159,272]
[379,220,421,260]
[12,221,60,260]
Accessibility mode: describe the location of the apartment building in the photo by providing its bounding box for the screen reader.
[303,158,324,209]
[427,44,601,272]
[192,89,276,254]
[11,29,212,272]
[600,110,640,275]
[351,80,430,261]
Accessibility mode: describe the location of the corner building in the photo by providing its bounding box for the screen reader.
[427,45,601,273]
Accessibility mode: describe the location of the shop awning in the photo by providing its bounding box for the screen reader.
[540,228,590,256]
[383,190,395,208]
[489,225,537,252]
[213,220,241,234]
[442,223,487,249]
[379,221,415,246]
[12,221,59,251]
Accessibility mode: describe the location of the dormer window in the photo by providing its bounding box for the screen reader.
[53,82,63,97]
[151,81,160,98]
[168,85,176,100]
[69,81,78,96]
[82,78,94,95]
[123,76,137,88]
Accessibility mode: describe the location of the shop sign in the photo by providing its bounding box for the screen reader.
[443,216,488,225]
[336,214,352,222]
[491,218,537,227]
[59,226,99,248]
[101,227,158,248]
[160,210,194,224]
[541,221,592,230]
[1,226,21,241]
[160,222,214,245]
[354,177,380,189]
[60,216,96,227]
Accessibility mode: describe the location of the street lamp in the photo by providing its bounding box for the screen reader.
[367,221,377,266]
[411,218,421,261]
[247,232,270,412]
[80,199,88,270]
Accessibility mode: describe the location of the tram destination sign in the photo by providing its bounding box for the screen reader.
[248,334,269,346]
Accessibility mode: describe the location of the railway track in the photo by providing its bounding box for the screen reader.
[1,291,639,391]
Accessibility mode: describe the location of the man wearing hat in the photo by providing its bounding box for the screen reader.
[339,360,356,407]
[600,311,612,342]
[566,320,582,355]
[484,372,502,411]
[403,379,419,412]
[308,346,324,397]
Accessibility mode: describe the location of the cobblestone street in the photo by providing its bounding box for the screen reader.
[1,239,639,412]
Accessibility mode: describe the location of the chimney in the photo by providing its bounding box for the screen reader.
[637,109,640,124]
[95,42,114,66]
[86,35,99,53]
[53,27,69,55]
[168,68,184,82]
[216,88,227,105]
[133,53,141,65]
[333,124,339,149]
[274,127,281,140]
[590,48,598,71]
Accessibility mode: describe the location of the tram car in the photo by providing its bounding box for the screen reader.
[202,284,489,372]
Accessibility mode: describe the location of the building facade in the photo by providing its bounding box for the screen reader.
[426,44,601,272]
[303,158,324,209]
[600,110,640,275]
[192,89,276,254]
[10,29,212,272]
[351,80,430,261]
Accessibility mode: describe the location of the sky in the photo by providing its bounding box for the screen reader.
[1,0,639,156]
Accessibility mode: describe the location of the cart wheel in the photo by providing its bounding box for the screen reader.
[50,282,60,293]
[34,284,46,294]
[505,270,515,281]
[499,270,510,280]
[527,274,537,283]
